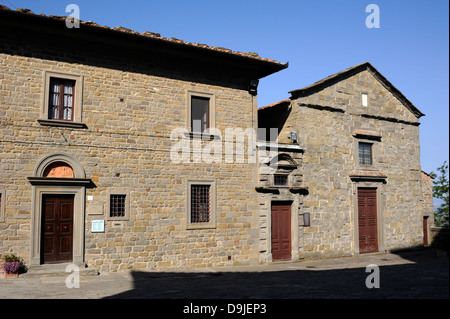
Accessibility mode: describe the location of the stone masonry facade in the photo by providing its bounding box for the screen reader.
[0,6,289,272]
[259,63,433,260]
[0,7,433,272]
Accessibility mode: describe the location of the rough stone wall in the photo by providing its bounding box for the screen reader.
[279,68,424,258]
[0,44,260,271]
[421,171,434,223]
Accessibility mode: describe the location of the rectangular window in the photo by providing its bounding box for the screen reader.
[362,93,368,106]
[187,180,216,229]
[191,185,210,223]
[274,174,288,187]
[48,78,76,121]
[359,142,373,165]
[109,194,126,218]
[191,96,210,133]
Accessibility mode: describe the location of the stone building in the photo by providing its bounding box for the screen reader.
[1,6,433,272]
[0,6,287,271]
[258,62,433,261]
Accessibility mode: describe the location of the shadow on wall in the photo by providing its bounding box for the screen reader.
[103,247,448,299]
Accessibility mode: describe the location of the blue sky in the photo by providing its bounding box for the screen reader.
[2,0,449,176]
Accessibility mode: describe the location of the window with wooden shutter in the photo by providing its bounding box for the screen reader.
[48,78,76,121]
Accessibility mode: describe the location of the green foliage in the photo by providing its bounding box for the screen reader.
[431,161,449,227]
[2,254,21,263]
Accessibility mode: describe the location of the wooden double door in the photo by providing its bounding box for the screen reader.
[358,188,378,254]
[41,194,74,263]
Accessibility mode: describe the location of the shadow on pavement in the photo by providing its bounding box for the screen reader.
[103,247,448,299]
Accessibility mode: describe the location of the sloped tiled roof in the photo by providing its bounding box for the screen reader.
[0,5,287,68]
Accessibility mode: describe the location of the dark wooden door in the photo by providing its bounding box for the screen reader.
[271,203,291,261]
[423,216,429,246]
[358,188,378,253]
[42,195,74,263]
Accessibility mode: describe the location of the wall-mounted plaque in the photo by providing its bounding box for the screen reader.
[91,220,105,233]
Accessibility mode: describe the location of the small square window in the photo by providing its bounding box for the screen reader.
[359,142,373,165]
[107,193,129,220]
[274,174,288,187]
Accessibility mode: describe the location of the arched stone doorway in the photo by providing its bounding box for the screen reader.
[28,153,92,266]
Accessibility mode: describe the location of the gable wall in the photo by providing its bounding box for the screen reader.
[279,69,424,258]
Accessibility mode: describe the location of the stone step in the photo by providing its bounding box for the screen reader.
[20,263,98,278]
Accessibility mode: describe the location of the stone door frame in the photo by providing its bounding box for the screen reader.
[28,153,90,266]
[352,180,385,254]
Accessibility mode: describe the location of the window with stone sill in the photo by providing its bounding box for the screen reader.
[187,180,216,229]
[38,71,85,128]
[107,192,130,221]
[274,174,289,187]
[187,91,216,138]
[48,78,75,121]
[359,142,373,166]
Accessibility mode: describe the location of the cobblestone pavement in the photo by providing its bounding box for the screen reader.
[0,248,448,300]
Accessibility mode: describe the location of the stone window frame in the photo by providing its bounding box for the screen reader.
[0,186,5,223]
[186,90,216,138]
[38,70,86,129]
[353,130,381,170]
[273,173,290,188]
[186,180,217,230]
[358,142,373,166]
[106,190,130,221]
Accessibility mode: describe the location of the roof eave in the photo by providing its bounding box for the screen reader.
[0,6,288,80]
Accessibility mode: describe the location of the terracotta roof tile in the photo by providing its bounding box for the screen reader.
[0,5,286,67]
[259,98,291,111]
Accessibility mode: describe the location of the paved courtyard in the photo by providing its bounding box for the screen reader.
[0,248,447,300]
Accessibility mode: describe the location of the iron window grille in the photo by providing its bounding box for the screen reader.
[274,174,288,187]
[110,194,126,218]
[191,185,210,223]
